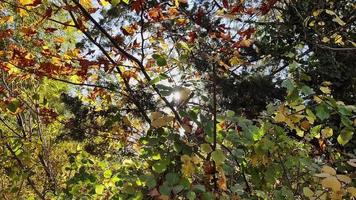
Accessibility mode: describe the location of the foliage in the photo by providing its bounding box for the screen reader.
[0,0,355,199]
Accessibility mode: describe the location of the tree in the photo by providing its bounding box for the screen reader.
[0,0,355,199]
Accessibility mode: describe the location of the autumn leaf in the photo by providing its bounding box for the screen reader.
[150,112,174,128]
[321,176,341,191]
[321,165,336,175]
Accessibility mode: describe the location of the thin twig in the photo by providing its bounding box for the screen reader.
[71,0,183,125]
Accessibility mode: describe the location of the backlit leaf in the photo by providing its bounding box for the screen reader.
[95,184,105,195]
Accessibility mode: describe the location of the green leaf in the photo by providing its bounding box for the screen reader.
[282,79,294,92]
[226,110,235,118]
[111,0,120,6]
[7,100,20,113]
[172,185,184,194]
[103,170,112,178]
[165,173,180,185]
[301,85,314,96]
[310,125,321,139]
[152,161,167,173]
[192,184,206,192]
[152,54,160,59]
[95,184,105,195]
[156,57,167,66]
[252,127,265,141]
[178,41,191,51]
[200,143,212,154]
[202,192,215,200]
[186,191,196,200]
[337,128,354,145]
[303,187,314,197]
[145,175,157,189]
[159,184,171,195]
[132,191,143,200]
[150,73,169,85]
[32,93,40,100]
[211,150,226,165]
[341,116,353,128]
[316,104,330,121]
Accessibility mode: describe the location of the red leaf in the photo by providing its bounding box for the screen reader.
[239,28,256,39]
[260,0,278,15]
[222,0,229,9]
[131,0,144,13]
[231,5,243,14]
[44,27,58,33]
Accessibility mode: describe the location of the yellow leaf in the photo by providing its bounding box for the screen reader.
[321,127,333,138]
[19,0,34,6]
[219,60,230,69]
[320,86,331,94]
[336,175,351,184]
[229,56,243,65]
[321,176,341,191]
[274,105,287,122]
[325,9,336,16]
[309,20,315,27]
[54,37,65,43]
[294,105,305,112]
[321,165,336,175]
[313,95,323,103]
[181,155,191,163]
[334,34,343,45]
[333,17,346,26]
[330,190,343,200]
[0,16,14,24]
[296,128,304,137]
[191,155,200,164]
[100,0,110,7]
[322,37,330,43]
[347,187,356,197]
[19,8,29,17]
[322,81,332,86]
[351,41,356,47]
[240,39,252,47]
[176,18,188,25]
[306,109,316,124]
[312,9,322,17]
[80,0,92,9]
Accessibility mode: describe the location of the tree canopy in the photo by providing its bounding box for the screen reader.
[0,0,355,199]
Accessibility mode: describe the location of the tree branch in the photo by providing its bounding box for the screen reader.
[71,0,183,125]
